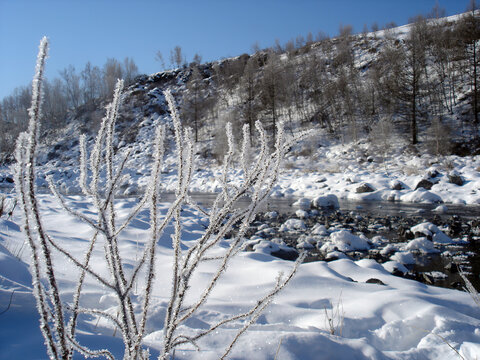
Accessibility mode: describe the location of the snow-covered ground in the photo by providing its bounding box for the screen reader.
[1,194,480,359]
[3,121,480,208]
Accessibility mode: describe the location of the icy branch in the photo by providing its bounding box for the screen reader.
[16,38,308,360]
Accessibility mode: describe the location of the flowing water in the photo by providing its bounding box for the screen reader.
[180,193,480,290]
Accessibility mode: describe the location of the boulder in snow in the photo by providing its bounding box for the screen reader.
[415,179,433,190]
[404,237,440,254]
[410,222,453,244]
[356,183,375,193]
[448,171,464,186]
[390,180,406,190]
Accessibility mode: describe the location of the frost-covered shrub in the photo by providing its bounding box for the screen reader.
[15,38,307,360]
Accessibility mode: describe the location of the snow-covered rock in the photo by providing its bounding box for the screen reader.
[390,251,416,264]
[411,222,453,244]
[311,194,339,209]
[404,237,440,254]
[292,197,311,210]
[279,218,306,232]
[400,188,443,204]
[311,224,328,236]
[320,230,370,253]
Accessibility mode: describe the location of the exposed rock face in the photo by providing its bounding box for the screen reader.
[356,183,375,193]
[415,179,433,190]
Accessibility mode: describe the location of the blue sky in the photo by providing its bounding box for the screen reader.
[0,0,471,100]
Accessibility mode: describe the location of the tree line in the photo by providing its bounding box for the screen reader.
[2,3,480,162]
[0,57,138,157]
[177,4,480,158]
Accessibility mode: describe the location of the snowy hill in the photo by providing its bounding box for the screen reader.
[3,11,480,205]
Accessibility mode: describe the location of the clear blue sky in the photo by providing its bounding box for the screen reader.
[0,0,471,100]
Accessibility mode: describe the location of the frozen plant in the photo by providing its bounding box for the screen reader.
[15,37,308,359]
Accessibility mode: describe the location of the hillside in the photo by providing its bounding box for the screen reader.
[1,11,480,205]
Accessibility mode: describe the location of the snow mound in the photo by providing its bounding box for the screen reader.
[400,189,443,204]
[2,195,480,360]
[404,237,440,254]
[382,260,408,274]
[311,224,329,236]
[320,230,370,253]
[411,222,453,244]
[390,251,416,265]
[279,218,307,232]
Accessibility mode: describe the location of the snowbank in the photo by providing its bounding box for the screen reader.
[0,195,479,359]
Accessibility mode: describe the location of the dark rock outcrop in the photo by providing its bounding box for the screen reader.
[415,179,433,190]
[356,183,375,193]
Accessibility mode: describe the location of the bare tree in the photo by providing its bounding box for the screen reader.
[457,3,480,126]
[81,61,103,107]
[260,52,286,142]
[155,50,166,70]
[239,56,260,140]
[192,53,202,66]
[43,78,68,128]
[181,66,207,142]
[123,57,139,85]
[170,45,185,69]
[59,65,81,109]
[103,58,124,98]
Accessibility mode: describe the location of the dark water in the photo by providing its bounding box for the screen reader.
[337,199,480,220]
[179,193,480,291]
[178,192,480,219]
